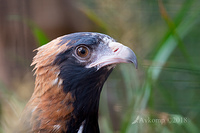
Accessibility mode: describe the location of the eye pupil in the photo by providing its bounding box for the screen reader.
[76,45,90,58]
[79,48,86,55]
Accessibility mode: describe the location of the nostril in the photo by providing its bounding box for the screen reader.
[114,48,119,53]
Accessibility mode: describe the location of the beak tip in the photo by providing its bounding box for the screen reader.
[126,47,138,69]
[132,59,138,69]
[135,58,138,69]
[135,64,138,69]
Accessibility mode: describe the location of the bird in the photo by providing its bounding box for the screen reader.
[18,32,137,133]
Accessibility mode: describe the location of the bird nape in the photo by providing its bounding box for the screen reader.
[18,32,137,133]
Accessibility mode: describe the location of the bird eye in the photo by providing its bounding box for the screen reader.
[75,45,90,59]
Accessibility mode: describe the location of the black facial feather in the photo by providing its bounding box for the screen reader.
[53,49,72,65]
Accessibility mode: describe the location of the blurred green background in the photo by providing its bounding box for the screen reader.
[0,0,200,133]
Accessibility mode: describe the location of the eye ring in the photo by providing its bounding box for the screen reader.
[75,45,91,59]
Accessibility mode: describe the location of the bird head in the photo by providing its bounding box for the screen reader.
[20,32,137,133]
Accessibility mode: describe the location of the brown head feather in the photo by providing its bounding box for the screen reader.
[19,36,75,132]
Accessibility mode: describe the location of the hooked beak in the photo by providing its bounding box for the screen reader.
[88,42,138,69]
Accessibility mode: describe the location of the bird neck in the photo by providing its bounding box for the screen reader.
[59,66,113,132]
[28,65,113,132]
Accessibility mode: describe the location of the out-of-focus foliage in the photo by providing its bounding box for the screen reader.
[8,15,49,46]
[0,0,200,133]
